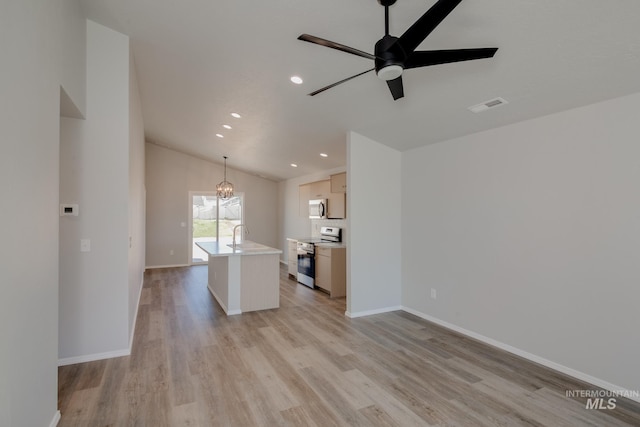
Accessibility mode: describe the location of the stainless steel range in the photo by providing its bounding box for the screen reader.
[297,227,341,288]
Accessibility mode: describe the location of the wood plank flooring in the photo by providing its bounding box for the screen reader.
[58,265,640,426]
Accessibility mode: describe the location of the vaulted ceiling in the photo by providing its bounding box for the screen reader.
[80,0,640,181]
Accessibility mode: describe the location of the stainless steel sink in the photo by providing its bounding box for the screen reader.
[226,242,262,250]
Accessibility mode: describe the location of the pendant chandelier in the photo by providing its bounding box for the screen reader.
[216,156,234,199]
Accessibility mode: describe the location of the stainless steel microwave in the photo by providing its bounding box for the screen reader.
[309,199,327,219]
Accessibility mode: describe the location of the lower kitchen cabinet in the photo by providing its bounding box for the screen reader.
[287,239,298,277]
[315,246,346,298]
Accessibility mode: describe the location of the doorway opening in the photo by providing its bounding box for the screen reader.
[189,192,244,264]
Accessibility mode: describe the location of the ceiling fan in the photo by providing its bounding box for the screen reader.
[298,0,498,100]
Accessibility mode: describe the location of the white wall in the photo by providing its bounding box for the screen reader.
[145,143,278,267]
[402,92,640,392]
[0,0,86,425]
[59,21,139,362]
[128,53,146,339]
[347,132,402,317]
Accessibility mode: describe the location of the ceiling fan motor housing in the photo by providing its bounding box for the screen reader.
[375,35,406,80]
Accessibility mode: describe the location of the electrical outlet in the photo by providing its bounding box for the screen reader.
[80,239,91,252]
[430,288,437,299]
[169,249,174,256]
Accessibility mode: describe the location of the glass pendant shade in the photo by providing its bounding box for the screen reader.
[216,156,234,199]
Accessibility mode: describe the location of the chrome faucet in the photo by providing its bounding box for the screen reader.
[232,224,249,247]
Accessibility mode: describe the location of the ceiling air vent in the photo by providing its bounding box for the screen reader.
[468,97,509,113]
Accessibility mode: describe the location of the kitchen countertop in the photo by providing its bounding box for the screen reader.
[196,240,282,257]
[287,237,346,249]
[314,242,346,248]
[287,237,312,242]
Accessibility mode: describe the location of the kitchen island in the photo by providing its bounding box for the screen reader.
[196,241,282,315]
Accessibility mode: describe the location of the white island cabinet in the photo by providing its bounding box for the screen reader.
[196,241,282,315]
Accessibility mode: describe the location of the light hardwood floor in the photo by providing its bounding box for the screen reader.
[58,265,640,426]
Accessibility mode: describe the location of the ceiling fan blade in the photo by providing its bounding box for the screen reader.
[397,0,464,54]
[386,76,404,100]
[308,68,375,96]
[298,34,376,61]
[404,47,498,69]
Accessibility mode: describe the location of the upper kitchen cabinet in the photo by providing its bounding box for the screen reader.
[299,183,311,217]
[300,178,347,219]
[327,192,346,219]
[330,172,347,193]
[309,180,331,199]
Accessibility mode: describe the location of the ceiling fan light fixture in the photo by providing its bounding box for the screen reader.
[377,64,403,81]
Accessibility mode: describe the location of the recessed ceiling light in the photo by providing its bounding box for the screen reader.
[320,153,328,157]
[290,76,303,85]
[223,124,232,129]
[290,163,298,168]
[216,134,224,138]
[231,112,241,118]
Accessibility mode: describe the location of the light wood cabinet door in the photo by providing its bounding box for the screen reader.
[309,180,331,199]
[327,192,346,219]
[314,246,346,298]
[315,249,331,292]
[330,172,347,193]
[287,240,298,277]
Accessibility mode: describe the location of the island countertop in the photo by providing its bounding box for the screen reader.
[196,240,281,315]
[196,240,282,257]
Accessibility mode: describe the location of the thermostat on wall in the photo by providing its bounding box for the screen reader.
[60,204,79,216]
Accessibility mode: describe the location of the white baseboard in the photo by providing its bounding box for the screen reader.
[128,274,145,351]
[58,275,144,367]
[58,348,130,366]
[145,263,190,269]
[401,306,640,404]
[49,410,61,427]
[207,284,241,316]
[345,305,402,318]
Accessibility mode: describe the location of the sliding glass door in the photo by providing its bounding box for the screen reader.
[189,192,243,265]
[217,195,243,245]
